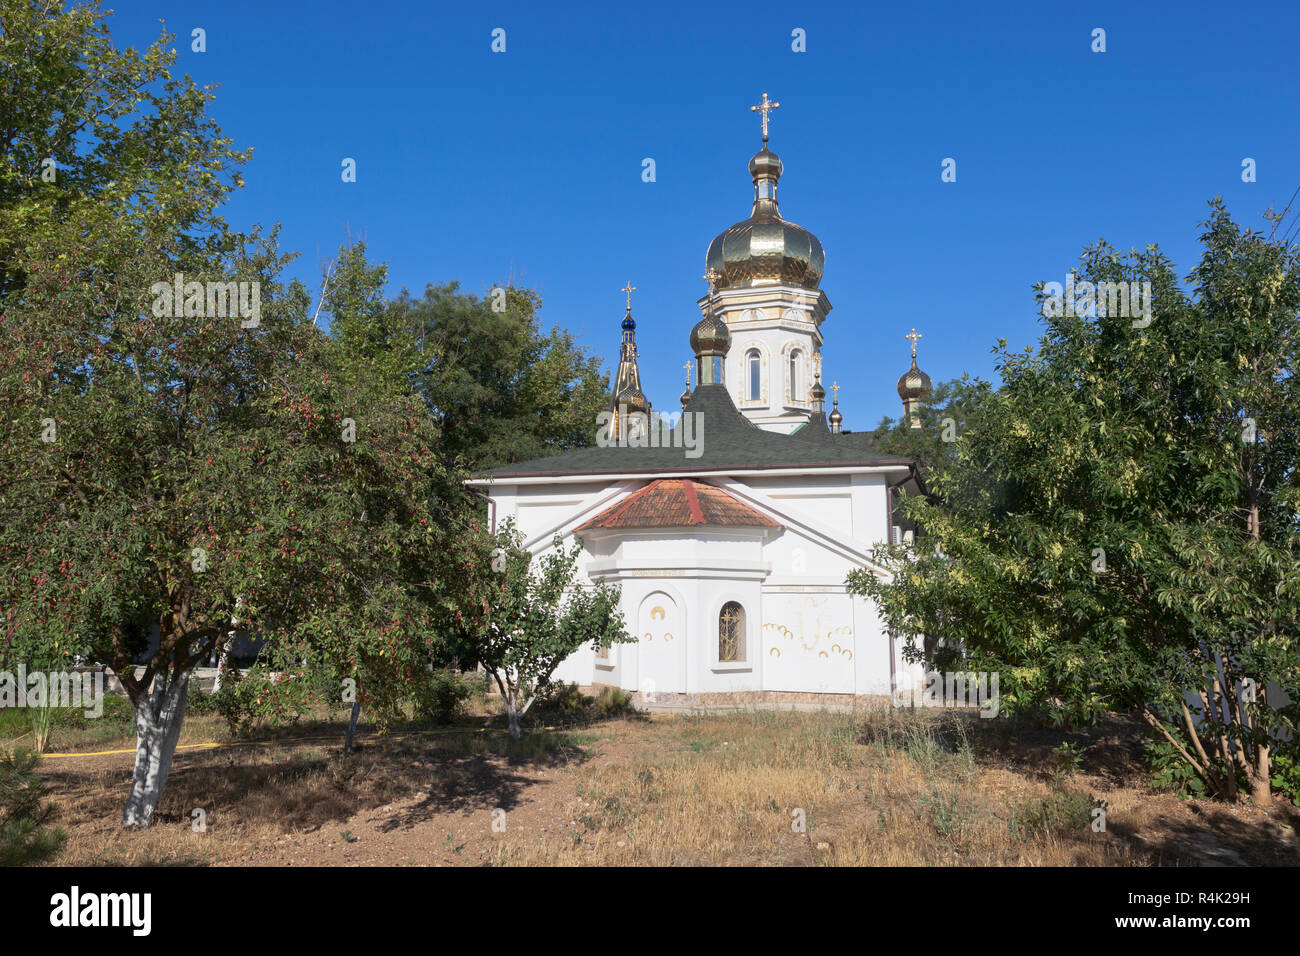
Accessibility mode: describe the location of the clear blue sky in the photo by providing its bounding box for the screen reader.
[108,0,1299,430]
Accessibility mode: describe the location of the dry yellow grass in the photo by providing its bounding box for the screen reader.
[16,702,1300,867]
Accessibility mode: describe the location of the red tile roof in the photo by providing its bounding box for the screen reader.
[575,479,782,531]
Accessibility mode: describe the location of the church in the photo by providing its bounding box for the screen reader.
[469,94,933,706]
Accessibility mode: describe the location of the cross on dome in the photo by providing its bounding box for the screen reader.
[750,91,780,143]
[905,328,922,358]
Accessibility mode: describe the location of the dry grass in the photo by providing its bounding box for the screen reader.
[492,708,1147,866]
[14,702,1300,867]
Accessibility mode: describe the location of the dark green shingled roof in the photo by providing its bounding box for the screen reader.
[474,384,912,479]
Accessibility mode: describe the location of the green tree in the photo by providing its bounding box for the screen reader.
[0,751,66,865]
[449,527,631,739]
[862,377,993,486]
[849,201,1300,805]
[392,282,610,471]
[0,5,478,824]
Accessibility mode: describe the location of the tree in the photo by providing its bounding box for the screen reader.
[449,528,631,739]
[391,282,610,471]
[0,5,479,824]
[860,377,993,486]
[849,200,1300,805]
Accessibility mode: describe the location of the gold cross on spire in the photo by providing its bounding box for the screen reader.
[702,269,720,293]
[750,91,780,143]
[682,361,692,386]
[621,281,637,312]
[905,327,922,358]
[831,381,840,402]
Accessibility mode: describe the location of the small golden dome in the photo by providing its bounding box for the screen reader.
[896,358,932,400]
[828,403,843,426]
[748,147,783,180]
[617,384,648,413]
[690,313,731,355]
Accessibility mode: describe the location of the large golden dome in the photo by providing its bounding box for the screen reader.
[705,146,825,291]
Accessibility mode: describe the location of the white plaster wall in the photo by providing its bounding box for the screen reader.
[479,465,901,699]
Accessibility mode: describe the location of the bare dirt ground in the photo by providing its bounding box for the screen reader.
[27,706,1300,867]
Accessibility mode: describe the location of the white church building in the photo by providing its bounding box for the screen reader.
[469,96,933,706]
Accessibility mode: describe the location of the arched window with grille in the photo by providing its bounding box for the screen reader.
[746,349,761,401]
[718,602,746,662]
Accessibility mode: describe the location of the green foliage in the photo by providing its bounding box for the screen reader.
[850,201,1300,803]
[209,667,263,737]
[594,686,634,716]
[861,376,993,485]
[389,282,611,471]
[1051,741,1086,777]
[1011,789,1105,839]
[448,529,634,737]
[1269,750,1300,806]
[185,684,218,717]
[412,669,474,725]
[533,681,589,715]
[530,682,635,723]
[1146,737,1209,799]
[0,750,66,866]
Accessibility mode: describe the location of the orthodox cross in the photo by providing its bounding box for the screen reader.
[751,91,780,143]
[682,361,692,387]
[831,381,840,402]
[702,269,720,294]
[622,281,637,311]
[905,327,922,359]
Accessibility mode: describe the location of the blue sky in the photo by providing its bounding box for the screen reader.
[107,0,1299,429]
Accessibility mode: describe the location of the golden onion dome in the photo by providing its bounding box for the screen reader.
[705,146,825,291]
[896,358,932,400]
[690,312,731,355]
[828,402,843,427]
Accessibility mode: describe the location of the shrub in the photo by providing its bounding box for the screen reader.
[535,681,589,714]
[210,667,255,736]
[0,751,66,865]
[1051,741,1086,777]
[594,686,633,716]
[1270,750,1300,806]
[1011,788,1104,839]
[186,684,218,717]
[530,682,638,726]
[413,669,474,725]
[1146,737,1210,799]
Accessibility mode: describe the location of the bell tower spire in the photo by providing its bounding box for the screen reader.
[612,283,650,441]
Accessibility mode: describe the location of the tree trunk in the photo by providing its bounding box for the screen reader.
[505,692,521,740]
[344,698,361,754]
[212,639,231,693]
[122,670,191,828]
